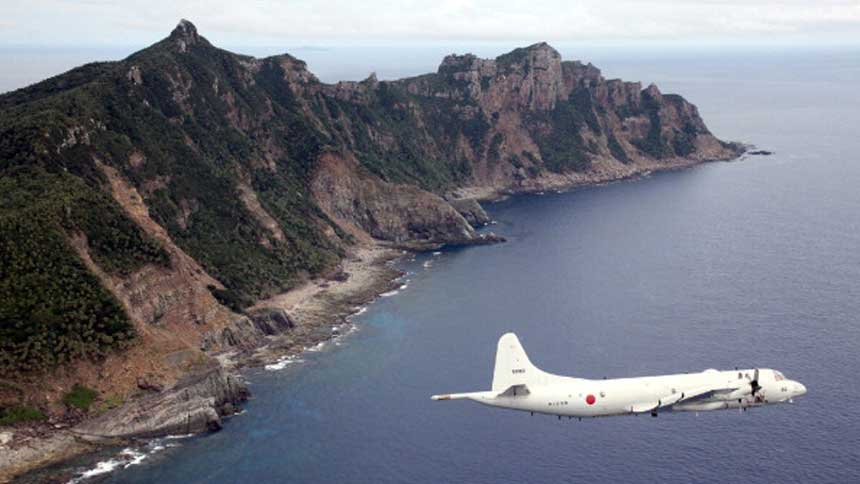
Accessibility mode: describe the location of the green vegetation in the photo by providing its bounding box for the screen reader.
[0,168,162,375]
[511,152,541,177]
[480,76,492,91]
[496,46,532,71]
[488,133,504,162]
[325,81,484,191]
[0,405,46,425]
[663,95,701,157]
[0,33,492,376]
[528,91,597,173]
[671,123,699,157]
[62,384,98,411]
[569,88,602,134]
[1,35,345,331]
[631,91,669,158]
[608,134,632,164]
[208,285,251,314]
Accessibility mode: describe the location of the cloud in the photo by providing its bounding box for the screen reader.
[1,0,858,45]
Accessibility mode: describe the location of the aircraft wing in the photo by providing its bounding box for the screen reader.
[676,383,757,403]
[629,385,741,414]
[673,385,722,403]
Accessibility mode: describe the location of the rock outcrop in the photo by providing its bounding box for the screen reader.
[449,198,491,228]
[248,307,295,335]
[311,152,489,248]
[389,42,741,193]
[74,365,248,439]
[201,308,295,352]
[429,42,566,112]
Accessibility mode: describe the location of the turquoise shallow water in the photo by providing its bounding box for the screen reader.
[51,49,860,483]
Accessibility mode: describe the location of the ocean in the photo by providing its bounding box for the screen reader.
[20,45,860,483]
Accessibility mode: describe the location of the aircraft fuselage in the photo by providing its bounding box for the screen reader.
[432,333,807,418]
[467,368,806,417]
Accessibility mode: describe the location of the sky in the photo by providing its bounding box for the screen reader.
[1,0,858,93]
[1,0,859,48]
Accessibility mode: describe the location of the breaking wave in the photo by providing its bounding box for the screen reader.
[264,355,304,371]
[381,282,408,297]
[67,436,189,482]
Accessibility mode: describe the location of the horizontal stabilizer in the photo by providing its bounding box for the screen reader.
[496,384,530,397]
[431,391,495,401]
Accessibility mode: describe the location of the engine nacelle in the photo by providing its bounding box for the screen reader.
[718,386,753,401]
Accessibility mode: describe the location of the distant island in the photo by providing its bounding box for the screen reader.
[0,19,742,479]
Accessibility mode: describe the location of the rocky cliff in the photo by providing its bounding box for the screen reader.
[75,364,248,439]
[311,151,502,248]
[0,19,741,451]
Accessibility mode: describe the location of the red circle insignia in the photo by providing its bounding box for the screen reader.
[586,394,596,405]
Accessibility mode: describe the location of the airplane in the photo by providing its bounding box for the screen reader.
[431,333,807,418]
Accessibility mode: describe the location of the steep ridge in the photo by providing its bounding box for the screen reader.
[0,19,742,466]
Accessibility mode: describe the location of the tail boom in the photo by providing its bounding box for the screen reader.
[431,391,495,401]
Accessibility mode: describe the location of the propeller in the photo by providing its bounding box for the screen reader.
[750,368,762,395]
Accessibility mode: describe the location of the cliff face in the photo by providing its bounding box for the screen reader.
[0,20,741,429]
[322,42,739,194]
[311,152,500,248]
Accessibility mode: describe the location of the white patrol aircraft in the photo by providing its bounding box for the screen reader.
[432,333,807,418]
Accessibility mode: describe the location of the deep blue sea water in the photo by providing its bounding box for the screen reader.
[58,48,859,483]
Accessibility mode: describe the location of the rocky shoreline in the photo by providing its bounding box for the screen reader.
[454,151,739,203]
[0,246,404,483]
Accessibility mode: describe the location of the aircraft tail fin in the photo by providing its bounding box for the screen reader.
[492,333,554,392]
[432,333,560,402]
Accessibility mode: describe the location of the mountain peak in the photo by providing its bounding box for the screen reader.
[169,19,202,52]
[493,42,560,70]
[526,41,553,52]
[171,19,198,38]
[509,42,559,58]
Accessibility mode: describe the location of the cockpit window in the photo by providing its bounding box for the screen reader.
[774,371,785,381]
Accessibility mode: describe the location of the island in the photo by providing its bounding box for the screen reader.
[0,19,742,480]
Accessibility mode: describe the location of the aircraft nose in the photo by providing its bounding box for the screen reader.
[794,382,807,396]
